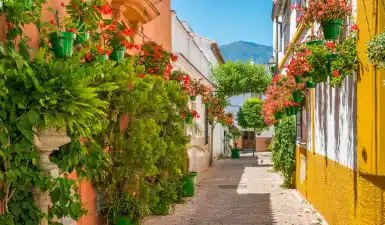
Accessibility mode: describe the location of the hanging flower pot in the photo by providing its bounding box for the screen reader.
[294,76,303,83]
[190,96,196,101]
[205,103,211,108]
[274,112,283,120]
[49,31,76,58]
[327,53,338,62]
[306,40,324,46]
[322,19,343,40]
[76,28,89,45]
[110,45,126,61]
[185,115,193,124]
[285,106,299,116]
[306,80,316,88]
[292,91,302,103]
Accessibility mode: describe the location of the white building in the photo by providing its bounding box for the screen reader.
[171,10,226,172]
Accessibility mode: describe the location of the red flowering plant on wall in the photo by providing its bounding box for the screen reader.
[99,20,137,49]
[285,50,312,79]
[180,109,200,119]
[292,0,352,25]
[136,42,178,80]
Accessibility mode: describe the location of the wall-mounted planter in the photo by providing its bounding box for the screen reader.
[182,172,198,197]
[76,28,88,45]
[294,76,303,83]
[322,18,343,40]
[185,115,193,124]
[274,112,283,120]
[306,80,316,88]
[190,96,196,101]
[111,45,126,61]
[292,91,302,103]
[205,103,211,108]
[285,106,299,116]
[49,32,76,58]
[327,53,338,62]
[95,54,108,62]
[306,40,324,46]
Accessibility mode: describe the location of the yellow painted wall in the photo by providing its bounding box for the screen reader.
[296,147,385,225]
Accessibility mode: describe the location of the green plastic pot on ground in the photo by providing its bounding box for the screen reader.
[274,112,283,120]
[292,91,302,103]
[231,148,241,158]
[111,45,126,61]
[190,95,196,101]
[322,18,343,40]
[116,216,138,225]
[205,103,211,108]
[306,40,324,46]
[49,31,76,58]
[185,115,192,124]
[306,80,316,88]
[182,172,198,197]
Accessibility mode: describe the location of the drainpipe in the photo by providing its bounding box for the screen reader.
[274,16,279,68]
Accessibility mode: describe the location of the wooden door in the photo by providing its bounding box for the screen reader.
[242,131,255,150]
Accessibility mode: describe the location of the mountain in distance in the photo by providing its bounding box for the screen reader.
[219,41,273,64]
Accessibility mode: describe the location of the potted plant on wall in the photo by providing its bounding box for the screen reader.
[293,0,352,40]
[45,18,78,58]
[366,30,385,69]
[228,125,241,158]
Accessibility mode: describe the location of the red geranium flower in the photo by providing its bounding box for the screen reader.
[122,29,135,36]
[350,24,359,32]
[99,3,112,15]
[333,70,340,77]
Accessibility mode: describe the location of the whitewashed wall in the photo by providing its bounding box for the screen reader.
[273,0,357,169]
[172,11,226,171]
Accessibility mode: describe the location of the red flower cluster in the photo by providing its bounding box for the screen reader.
[136,42,177,80]
[285,50,312,77]
[97,3,112,15]
[191,110,200,118]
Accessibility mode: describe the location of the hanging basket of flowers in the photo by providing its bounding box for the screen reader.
[292,0,352,40]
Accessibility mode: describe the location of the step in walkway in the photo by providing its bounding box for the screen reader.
[144,153,320,225]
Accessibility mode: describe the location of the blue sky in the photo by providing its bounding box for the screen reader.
[171,0,273,46]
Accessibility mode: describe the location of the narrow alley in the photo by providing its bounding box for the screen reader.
[144,153,320,225]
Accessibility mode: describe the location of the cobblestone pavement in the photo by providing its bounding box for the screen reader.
[144,153,320,225]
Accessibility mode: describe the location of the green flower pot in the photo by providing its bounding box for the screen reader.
[306,40,324,46]
[274,122,280,128]
[327,53,338,62]
[185,115,193,124]
[306,80,316,88]
[205,103,211,108]
[182,172,198,197]
[274,112,283,120]
[292,91,302,103]
[49,31,76,58]
[76,28,89,45]
[271,65,276,74]
[294,76,303,83]
[322,18,343,40]
[231,148,241,158]
[285,106,299,116]
[95,54,108,62]
[190,96,196,101]
[116,216,138,225]
[111,45,126,61]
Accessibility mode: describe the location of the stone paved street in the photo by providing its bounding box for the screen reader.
[144,153,320,225]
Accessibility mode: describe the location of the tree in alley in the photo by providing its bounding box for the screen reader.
[237,98,267,156]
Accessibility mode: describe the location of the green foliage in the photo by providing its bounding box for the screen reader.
[0,44,111,223]
[306,44,330,84]
[237,98,266,131]
[366,31,385,69]
[330,35,358,87]
[271,117,296,187]
[212,61,271,97]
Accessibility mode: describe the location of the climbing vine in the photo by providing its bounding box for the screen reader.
[271,117,296,187]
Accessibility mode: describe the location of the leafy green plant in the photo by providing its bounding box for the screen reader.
[366,31,385,69]
[271,117,296,187]
[330,34,358,87]
[305,44,330,84]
